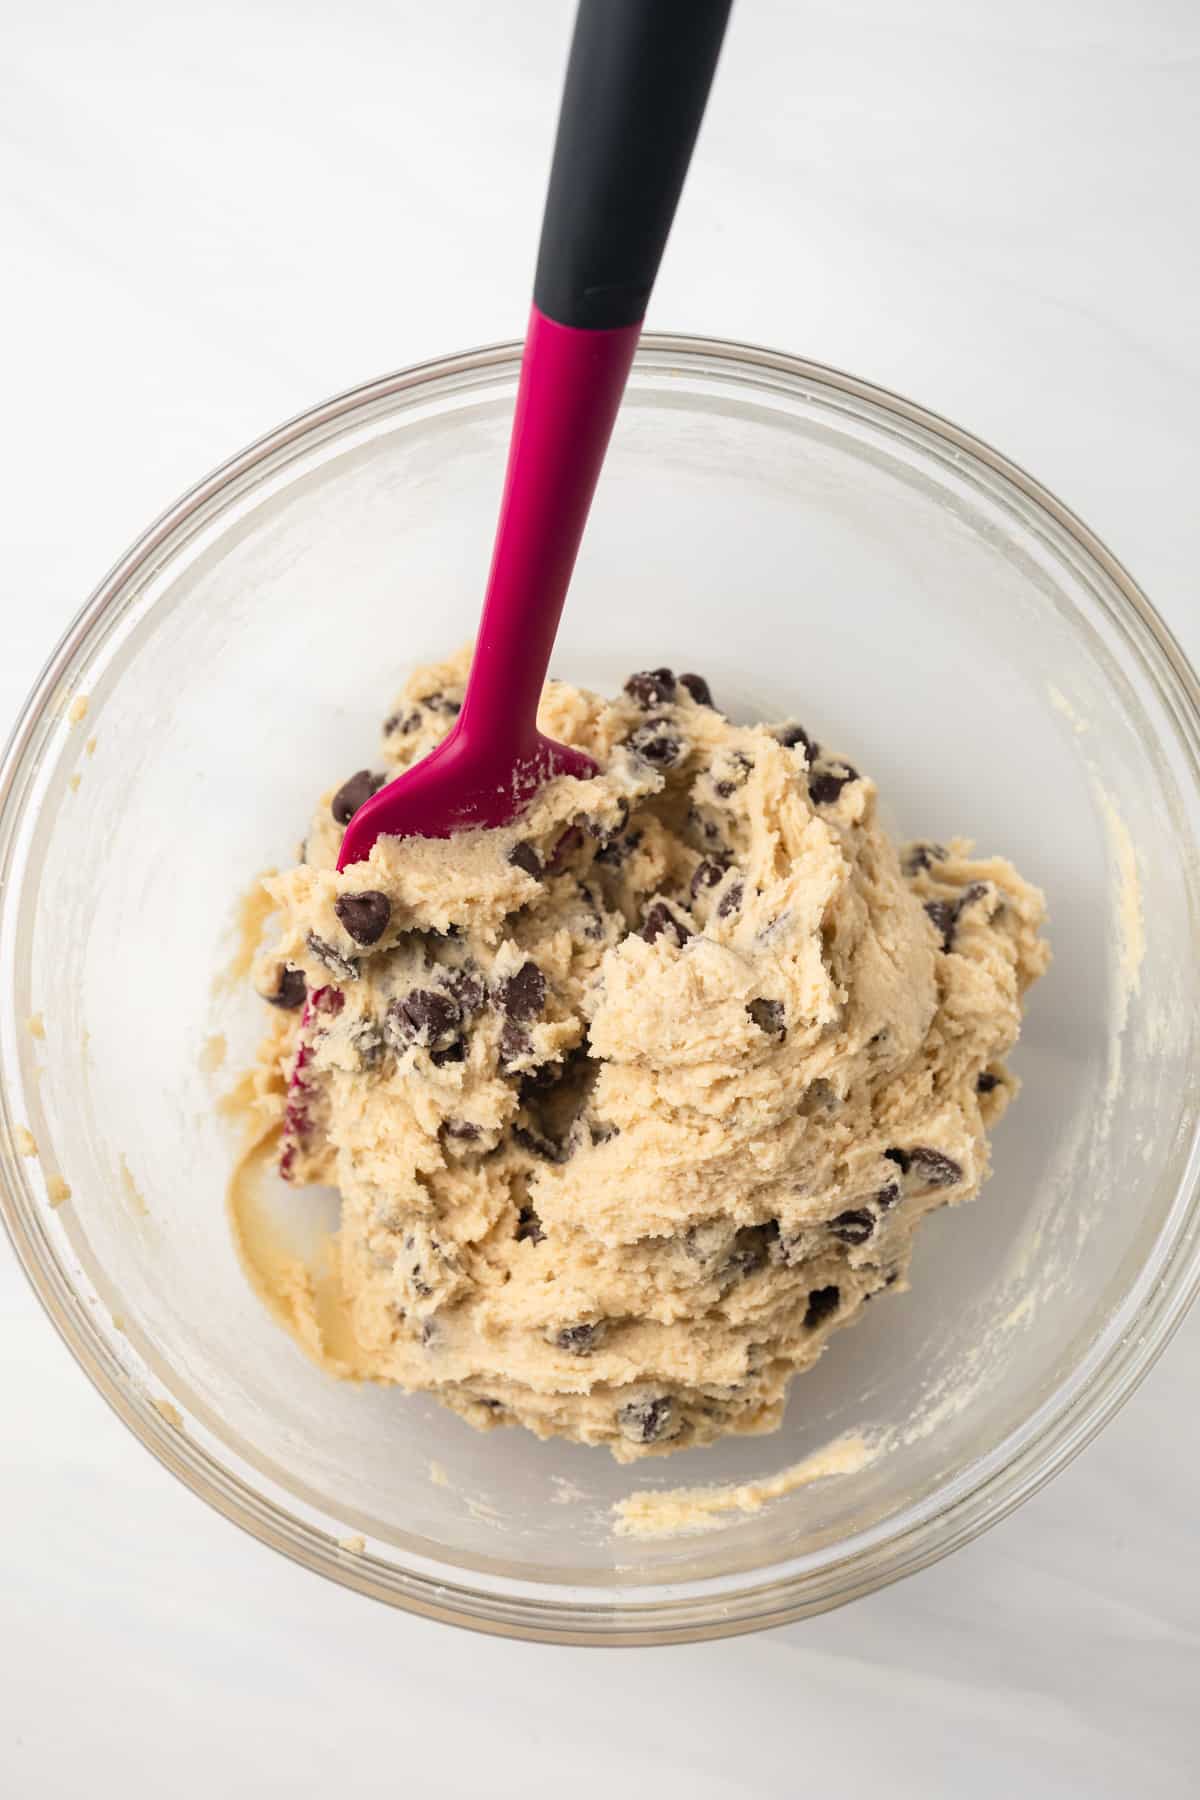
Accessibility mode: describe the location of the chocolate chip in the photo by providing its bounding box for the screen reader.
[690,858,728,898]
[515,1206,544,1244]
[589,798,630,839]
[385,988,460,1051]
[499,1021,532,1066]
[554,1322,605,1355]
[679,671,713,707]
[350,1019,385,1069]
[714,752,753,799]
[589,1120,618,1145]
[726,1222,780,1278]
[687,805,727,851]
[928,878,993,950]
[774,722,816,759]
[595,828,642,868]
[800,1077,836,1115]
[519,1059,564,1098]
[306,931,359,981]
[976,1071,1000,1094]
[334,890,391,945]
[909,1147,963,1189]
[642,902,691,946]
[883,1148,911,1175]
[383,709,422,736]
[629,718,685,767]
[618,1395,677,1444]
[625,667,676,707]
[829,1209,875,1245]
[507,842,542,878]
[576,881,606,941]
[875,1180,901,1209]
[546,824,583,873]
[808,763,858,807]
[512,1124,569,1165]
[266,966,307,1009]
[331,769,385,826]
[442,1119,480,1141]
[747,998,786,1037]
[804,1285,841,1328]
[422,692,461,716]
[903,842,947,875]
[716,880,745,919]
[445,968,485,1016]
[924,899,959,951]
[499,961,546,1021]
[430,1039,466,1066]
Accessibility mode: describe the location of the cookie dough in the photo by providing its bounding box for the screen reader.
[241,648,1048,1460]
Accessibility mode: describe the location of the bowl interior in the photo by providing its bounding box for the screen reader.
[4,342,1198,1625]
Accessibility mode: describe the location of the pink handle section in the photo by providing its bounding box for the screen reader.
[336,306,640,867]
[457,305,641,755]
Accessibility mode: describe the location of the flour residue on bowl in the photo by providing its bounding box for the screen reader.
[1089,776,1145,1134]
[1093,782,1144,1021]
[613,1432,875,1539]
[215,872,279,993]
[119,1154,149,1219]
[1047,684,1090,736]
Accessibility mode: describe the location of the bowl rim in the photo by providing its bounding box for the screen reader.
[2,331,1199,1646]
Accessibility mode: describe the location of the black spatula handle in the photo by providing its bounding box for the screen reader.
[533,0,733,331]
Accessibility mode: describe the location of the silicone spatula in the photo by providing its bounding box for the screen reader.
[337,0,732,869]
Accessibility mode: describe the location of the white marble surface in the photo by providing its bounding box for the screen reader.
[3,1,1199,1792]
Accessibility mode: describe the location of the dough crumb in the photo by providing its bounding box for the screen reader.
[200,1033,227,1074]
[152,1397,183,1429]
[85,734,98,757]
[15,1125,38,1158]
[338,1534,366,1553]
[68,773,81,793]
[26,1013,45,1040]
[428,1460,450,1488]
[46,1174,71,1208]
[614,1432,874,1537]
[67,693,90,725]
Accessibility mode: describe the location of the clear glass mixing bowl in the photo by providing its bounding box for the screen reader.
[2,336,1198,1644]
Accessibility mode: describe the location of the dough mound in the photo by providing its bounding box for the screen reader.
[247,649,1048,1460]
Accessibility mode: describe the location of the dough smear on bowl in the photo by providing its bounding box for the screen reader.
[242,648,1048,1460]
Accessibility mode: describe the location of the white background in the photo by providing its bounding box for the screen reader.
[4,1,1199,1792]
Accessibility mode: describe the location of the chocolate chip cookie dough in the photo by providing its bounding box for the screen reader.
[240,647,1048,1460]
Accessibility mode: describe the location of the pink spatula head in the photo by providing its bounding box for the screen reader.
[337,308,634,866]
[338,0,732,871]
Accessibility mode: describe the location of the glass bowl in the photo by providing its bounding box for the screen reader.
[2,336,1198,1646]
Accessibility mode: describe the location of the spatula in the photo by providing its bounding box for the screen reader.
[337,0,732,869]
